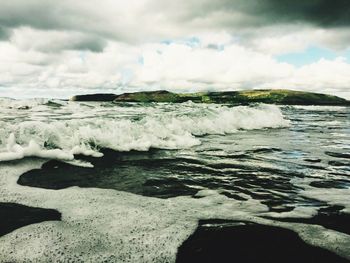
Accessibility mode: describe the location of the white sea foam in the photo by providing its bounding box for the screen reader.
[290,176,350,215]
[0,133,102,163]
[292,105,348,111]
[0,161,268,262]
[0,104,290,164]
[264,206,319,219]
[301,186,350,214]
[0,161,349,262]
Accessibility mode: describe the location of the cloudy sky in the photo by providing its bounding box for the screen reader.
[0,0,350,99]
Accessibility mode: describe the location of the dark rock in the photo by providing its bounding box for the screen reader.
[0,202,61,237]
[176,220,350,263]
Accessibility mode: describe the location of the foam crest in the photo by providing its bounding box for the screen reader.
[0,104,290,164]
[292,105,348,111]
[0,133,102,162]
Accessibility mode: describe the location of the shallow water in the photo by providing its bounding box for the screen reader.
[0,99,349,262]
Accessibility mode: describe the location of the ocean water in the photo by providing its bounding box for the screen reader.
[0,99,349,262]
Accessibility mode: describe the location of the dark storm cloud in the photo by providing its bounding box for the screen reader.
[1,1,349,31]
[9,28,107,53]
[0,0,349,46]
[0,1,108,51]
[240,0,350,27]
[192,0,350,27]
[0,2,61,29]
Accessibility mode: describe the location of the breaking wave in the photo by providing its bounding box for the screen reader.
[0,103,290,164]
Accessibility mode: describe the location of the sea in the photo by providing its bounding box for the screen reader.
[0,98,349,262]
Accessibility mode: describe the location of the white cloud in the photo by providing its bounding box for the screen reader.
[0,1,350,99]
[269,57,350,98]
[1,36,349,99]
[250,27,350,55]
[133,42,294,89]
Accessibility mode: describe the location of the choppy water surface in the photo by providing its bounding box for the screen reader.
[0,98,349,262]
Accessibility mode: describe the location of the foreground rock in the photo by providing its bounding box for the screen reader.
[71,89,350,105]
[0,202,61,236]
[176,220,350,263]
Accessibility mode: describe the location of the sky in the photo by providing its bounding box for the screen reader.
[0,0,350,99]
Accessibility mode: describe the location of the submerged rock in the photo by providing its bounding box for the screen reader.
[71,89,350,106]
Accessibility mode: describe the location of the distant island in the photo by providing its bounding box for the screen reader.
[70,89,350,106]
